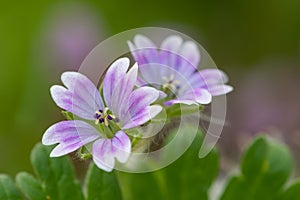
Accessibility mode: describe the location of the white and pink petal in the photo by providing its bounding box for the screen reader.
[164,88,212,106]
[110,63,138,117]
[51,72,104,120]
[122,105,162,129]
[42,120,100,157]
[128,35,159,65]
[120,86,160,124]
[92,131,131,172]
[103,58,130,108]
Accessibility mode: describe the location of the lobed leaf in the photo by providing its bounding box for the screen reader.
[85,163,122,200]
[0,174,23,200]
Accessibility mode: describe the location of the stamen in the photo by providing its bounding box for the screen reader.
[162,74,180,92]
[94,107,117,126]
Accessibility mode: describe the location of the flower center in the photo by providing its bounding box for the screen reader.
[162,74,180,93]
[94,107,116,126]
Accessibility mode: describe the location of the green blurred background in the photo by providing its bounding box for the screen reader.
[0,0,300,176]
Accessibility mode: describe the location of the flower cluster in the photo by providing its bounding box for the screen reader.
[42,34,233,172]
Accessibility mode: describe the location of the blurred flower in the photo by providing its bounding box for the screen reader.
[42,58,162,171]
[128,34,233,106]
[40,3,105,71]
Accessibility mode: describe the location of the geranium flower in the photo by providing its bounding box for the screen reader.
[42,58,162,172]
[128,35,233,106]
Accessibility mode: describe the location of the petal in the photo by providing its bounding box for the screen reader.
[179,40,200,68]
[111,131,131,163]
[207,85,233,96]
[160,35,183,67]
[190,69,229,88]
[111,63,138,116]
[164,99,198,106]
[51,72,104,120]
[160,35,183,53]
[122,105,162,129]
[42,120,100,157]
[121,86,160,124]
[138,63,166,85]
[134,34,157,49]
[92,139,114,172]
[128,41,146,65]
[92,131,131,172]
[128,34,159,64]
[165,88,212,106]
[103,57,130,108]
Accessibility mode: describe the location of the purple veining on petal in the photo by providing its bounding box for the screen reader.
[122,105,162,129]
[103,58,130,108]
[121,86,160,125]
[110,63,138,117]
[128,34,233,106]
[207,85,233,96]
[92,131,131,172]
[46,57,164,171]
[51,71,104,120]
[42,120,100,157]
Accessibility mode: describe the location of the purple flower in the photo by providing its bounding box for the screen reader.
[42,58,162,172]
[128,35,233,106]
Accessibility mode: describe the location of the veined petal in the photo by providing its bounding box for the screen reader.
[160,35,183,53]
[92,131,131,172]
[164,99,198,106]
[122,105,162,129]
[165,88,212,106]
[121,86,160,124]
[138,63,166,85]
[103,58,130,108]
[42,120,100,157]
[190,69,229,88]
[207,85,233,96]
[129,34,159,64]
[51,72,104,120]
[128,41,147,65]
[134,34,157,50]
[179,40,200,68]
[160,35,183,67]
[111,63,138,118]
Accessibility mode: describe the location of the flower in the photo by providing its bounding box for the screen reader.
[42,58,162,172]
[128,34,233,106]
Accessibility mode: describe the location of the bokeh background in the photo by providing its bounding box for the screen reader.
[1,0,300,177]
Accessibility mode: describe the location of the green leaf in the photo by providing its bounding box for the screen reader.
[279,179,300,200]
[118,126,219,200]
[117,171,166,200]
[219,176,247,200]
[85,163,122,200]
[241,136,268,181]
[16,172,45,200]
[30,143,84,200]
[161,128,219,200]
[221,135,293,200]
[0,174,23,200]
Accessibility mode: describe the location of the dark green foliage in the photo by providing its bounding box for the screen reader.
[0,135,299,200]
[221,136,293,200]
[118,127,219,200]
[0,174,23,200]
[85,163,122,200]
